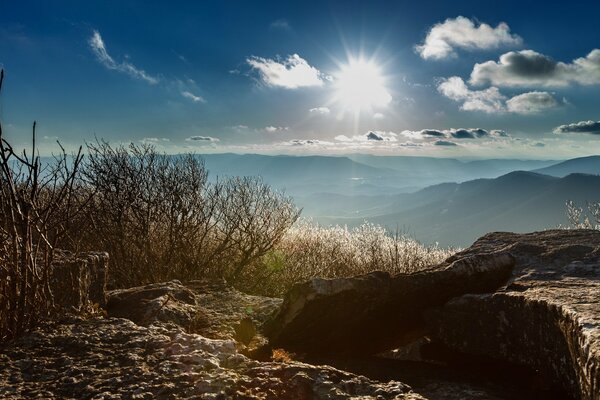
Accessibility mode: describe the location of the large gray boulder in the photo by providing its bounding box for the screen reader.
[263,252,515,355]
[106,280,206,330]
[427,230,600,400]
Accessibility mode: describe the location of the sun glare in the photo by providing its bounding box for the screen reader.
[332,59,392,112]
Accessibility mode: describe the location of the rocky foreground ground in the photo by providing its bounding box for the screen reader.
[0,229,598,399]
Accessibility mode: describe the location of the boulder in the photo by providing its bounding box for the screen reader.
[106,280,206,330]
[263,252,515,355]
[426,230,600,400]
[50,251,109,310]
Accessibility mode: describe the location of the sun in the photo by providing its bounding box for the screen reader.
[332,58,392,113]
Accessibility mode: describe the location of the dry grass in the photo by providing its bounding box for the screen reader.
[271,348,294,363]
[238,219,457,296]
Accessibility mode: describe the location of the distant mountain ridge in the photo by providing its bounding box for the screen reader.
[197,154,600,245]
[199,153,561,196]
[533,155,600,177]
[319,171,600,247]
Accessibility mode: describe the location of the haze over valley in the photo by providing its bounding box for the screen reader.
[201,153,600,246]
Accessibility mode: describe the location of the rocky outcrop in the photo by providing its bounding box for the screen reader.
[427,230,600,400]
[50,251,108,310]
[106,279,281,344]
[264,253,515,355]
[0,316,425,399]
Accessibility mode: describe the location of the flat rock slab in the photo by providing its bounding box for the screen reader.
[0,317,425,399]
[427,230,600,400]
[263,253,515,355]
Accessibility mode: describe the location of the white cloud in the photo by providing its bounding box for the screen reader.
[335,131,398,142]
[416,16,522,60]
[554,120,600,134]
[506,91,560,114]
[270,19,291,31]
[438,77,561,114]
[232,125,249,131]
[309,107,331,115]
[186,136,220,142]
[283,139,334,147]
[399,128,508,140]
[264,126,289,133]
[437,76,506,113]
[89,30,159,84]
[373,112,385,119]
[470,49,600,87]
[247,54,325,89]
[181,90,206,103]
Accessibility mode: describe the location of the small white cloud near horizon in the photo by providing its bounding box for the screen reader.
[283,139,334,147]
[335,131,398,142]
[247,54,325,89]
[181,90,206,103]
[309,107,331,115]
[264,126,290,133]
[416,16,522,60]
[186,135,220,142]
[373,112,385,119]
[141,137,170,142]
[89,30,159,84]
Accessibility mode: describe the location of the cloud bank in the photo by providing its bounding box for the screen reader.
[554,120,600,134]
[400,128,508,140]
[335,131,399,142]
[471,49,600,87]
[438,77,561,114]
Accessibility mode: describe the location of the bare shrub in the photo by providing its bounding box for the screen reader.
[242,219,456,296]
[0,69,85,340]
[79,140,299,288]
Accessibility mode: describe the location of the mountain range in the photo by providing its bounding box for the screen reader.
[198,153,600,247]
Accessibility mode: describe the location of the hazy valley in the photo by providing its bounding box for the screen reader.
[202,153,600,246]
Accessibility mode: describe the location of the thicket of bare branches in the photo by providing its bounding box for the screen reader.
[0,69,85,340]
[77,140,300,288]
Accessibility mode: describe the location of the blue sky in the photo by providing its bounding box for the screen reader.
[1,0,599,158]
